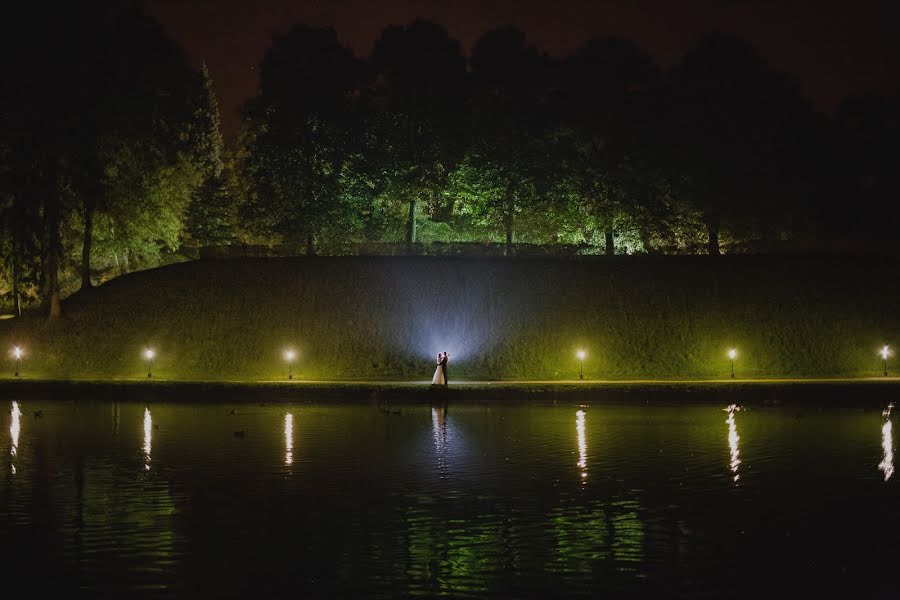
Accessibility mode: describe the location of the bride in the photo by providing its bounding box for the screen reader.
[431,353,446,385]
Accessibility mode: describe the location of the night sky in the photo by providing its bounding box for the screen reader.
[147,0,900,137]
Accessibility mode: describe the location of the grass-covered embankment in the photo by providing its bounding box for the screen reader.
[1,255,898,381]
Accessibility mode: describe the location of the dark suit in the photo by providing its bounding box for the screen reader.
[440,355,448,385]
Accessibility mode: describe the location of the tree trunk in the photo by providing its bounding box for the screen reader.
[12,249,21,316]
[707,217,721,256]
[605,229,615,256]
[121,250,130,275]
[47,244,62,319]
[504,212,514,256]
[81,195,95,290]
[406,198,417,255]
[306,232,315,257]
[43,159,62,319]
[11,182,23,316]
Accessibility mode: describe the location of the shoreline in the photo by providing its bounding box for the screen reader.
[1,377,898,405]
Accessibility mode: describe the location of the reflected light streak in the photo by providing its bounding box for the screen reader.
[143,407,152,471]
[432,407,447,452]
[576,409,587,482]
[432,406,448,475]
[725,404,741,482]
[285,413,294,466]
[880,403,894,481]
[10,401,21,475]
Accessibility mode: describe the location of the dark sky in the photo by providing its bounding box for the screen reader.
[147,0,900,137]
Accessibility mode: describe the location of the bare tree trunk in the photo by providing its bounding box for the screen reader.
[47,250,62,319]
[43,160,62,319]
[605,229,615,256]
[11,182,23,316]
[12,249,21,316]
[306,232,315,256]
[504,211,514,256]
[81,195,95,290]
[707,216,721,256]
[46,234,62,318]
[121,250,130,275]
[406,199,417,255]
[503,183,516,256]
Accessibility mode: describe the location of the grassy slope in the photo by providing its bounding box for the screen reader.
[0,255,898,381]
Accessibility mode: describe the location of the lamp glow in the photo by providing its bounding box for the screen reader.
[284,349,296,380]
[12,346,22,377]
[144,348,155,378]
[576,350,586,380]
[882,345,890,377]
[728,348,737,379]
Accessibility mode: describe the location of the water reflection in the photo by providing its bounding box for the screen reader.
[3,401,899,597]
[879,403,894,481]
[549,499,646,572]
[432,405,448,475]
[725,404,741,482]
[285,413,294,466]
[576,409,587,482]
[10,400,20,475]
[142,407,152,471]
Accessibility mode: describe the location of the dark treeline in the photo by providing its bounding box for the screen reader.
[1,3,899,316]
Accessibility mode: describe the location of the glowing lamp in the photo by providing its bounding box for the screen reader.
[882,345,890,377]
[144,348,155,379]
[728,348,737,379]
[284,349,297,380]
[12,345,22,377]
[576,349,586,380]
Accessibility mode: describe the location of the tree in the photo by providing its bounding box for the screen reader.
[462,28,554,254]
[560,37,659,255]
[0,96,43,315]
[0,2,83,316]
[86,140,200,274]
[0,0,201,318]
[829,95,900,240]
[664,33,816,255]
[369,20,468,252]
[185,63,236,246]
[244,26,365,254]
[68,1,200,290]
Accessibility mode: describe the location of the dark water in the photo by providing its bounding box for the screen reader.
[1,397,899,598]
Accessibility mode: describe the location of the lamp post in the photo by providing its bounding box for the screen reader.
[284,349,296,380]
[145,349,155,379]
[883,345,890,377]
[13,346,22,377]
[728,348,737,379]
[577,350,586,380]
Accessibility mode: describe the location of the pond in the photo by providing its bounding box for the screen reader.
[1,397,898,598]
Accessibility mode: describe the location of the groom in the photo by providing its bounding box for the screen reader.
[440,352,448,386]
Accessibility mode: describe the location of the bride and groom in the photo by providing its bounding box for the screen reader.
[431,352,449,386]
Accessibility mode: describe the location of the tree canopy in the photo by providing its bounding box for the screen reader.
[1,16,895,315]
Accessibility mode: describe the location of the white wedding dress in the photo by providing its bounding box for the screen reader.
[432,363,446,385]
